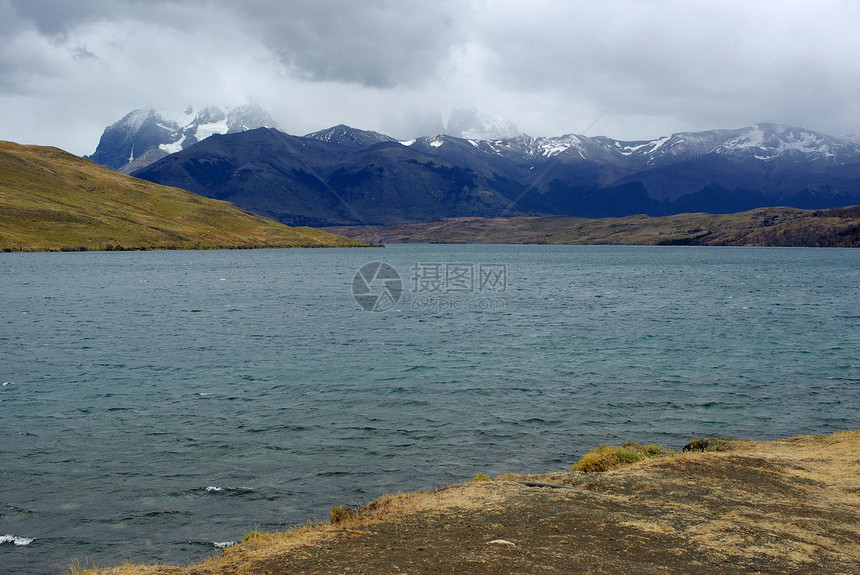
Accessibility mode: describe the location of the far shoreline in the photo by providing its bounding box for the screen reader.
[322,205,860,248]
[0,242,380,254]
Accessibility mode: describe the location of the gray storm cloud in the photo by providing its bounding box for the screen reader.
[1,0,858,155]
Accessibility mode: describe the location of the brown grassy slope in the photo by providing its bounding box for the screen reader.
[325,206,860,247]
[80,430,860,575]
[0,141,365,251]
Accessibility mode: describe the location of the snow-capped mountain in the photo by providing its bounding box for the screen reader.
[303,124,397,147]
[399,123,860,211]
[413,123,858,167]
[86,104,277,172]
[444,107,520,140]
[601,123,858,166]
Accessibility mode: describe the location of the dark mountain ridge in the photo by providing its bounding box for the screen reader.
[133,128,516,226]
[131,123,860,226]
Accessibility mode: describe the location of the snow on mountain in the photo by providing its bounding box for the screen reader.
[445,108,520,140]
[303,124,396,147]
[113,108,152,134]
[434,123,859,168]
[87,104,277,172]
[603,124,857,166]
[158,136,186,155]
[458,133,577,161]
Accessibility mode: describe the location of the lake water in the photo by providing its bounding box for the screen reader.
[1,245,858,574]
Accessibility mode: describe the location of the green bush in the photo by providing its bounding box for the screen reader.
[572,441,673,472]
[330,505,355,524]
[571,445,620,472]
[615,447,646,464]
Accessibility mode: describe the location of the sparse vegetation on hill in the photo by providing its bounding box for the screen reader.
[0,141,366,251]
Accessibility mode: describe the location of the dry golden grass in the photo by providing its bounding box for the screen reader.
[0,141,365,251]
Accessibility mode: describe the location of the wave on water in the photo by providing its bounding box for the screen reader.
[187,539,237,549]
[0,534,35,546]
[204,486,255,493]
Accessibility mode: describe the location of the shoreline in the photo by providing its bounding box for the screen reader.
[1,242,375,254]
[75,429,860,575]
[323,205,860,248]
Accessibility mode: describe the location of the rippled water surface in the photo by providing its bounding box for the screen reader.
[1,245,858,573]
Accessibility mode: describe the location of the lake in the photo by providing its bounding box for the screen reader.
[1,245,858,573]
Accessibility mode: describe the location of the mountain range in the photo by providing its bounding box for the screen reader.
[119,121,859,226]
[81,106,860,227]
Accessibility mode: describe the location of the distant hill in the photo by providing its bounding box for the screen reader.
[0,141,365,251]
[324,206,860,247]
[131,123,860,227]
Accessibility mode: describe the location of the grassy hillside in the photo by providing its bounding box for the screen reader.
[0,141,366,251]
[325,206,860,247]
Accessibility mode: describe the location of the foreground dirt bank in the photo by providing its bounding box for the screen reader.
[81,430,860,575]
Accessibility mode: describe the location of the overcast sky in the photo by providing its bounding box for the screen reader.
[1,0,858,155]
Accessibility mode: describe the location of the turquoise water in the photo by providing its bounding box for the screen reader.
[1,245,858,573]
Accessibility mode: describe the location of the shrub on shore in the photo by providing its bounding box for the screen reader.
[572,441,673,472]
[682,438,730,452]
[242,529,263,542]
[330,505,356,524]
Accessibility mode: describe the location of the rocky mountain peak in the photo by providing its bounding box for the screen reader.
[86,105,278,173]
